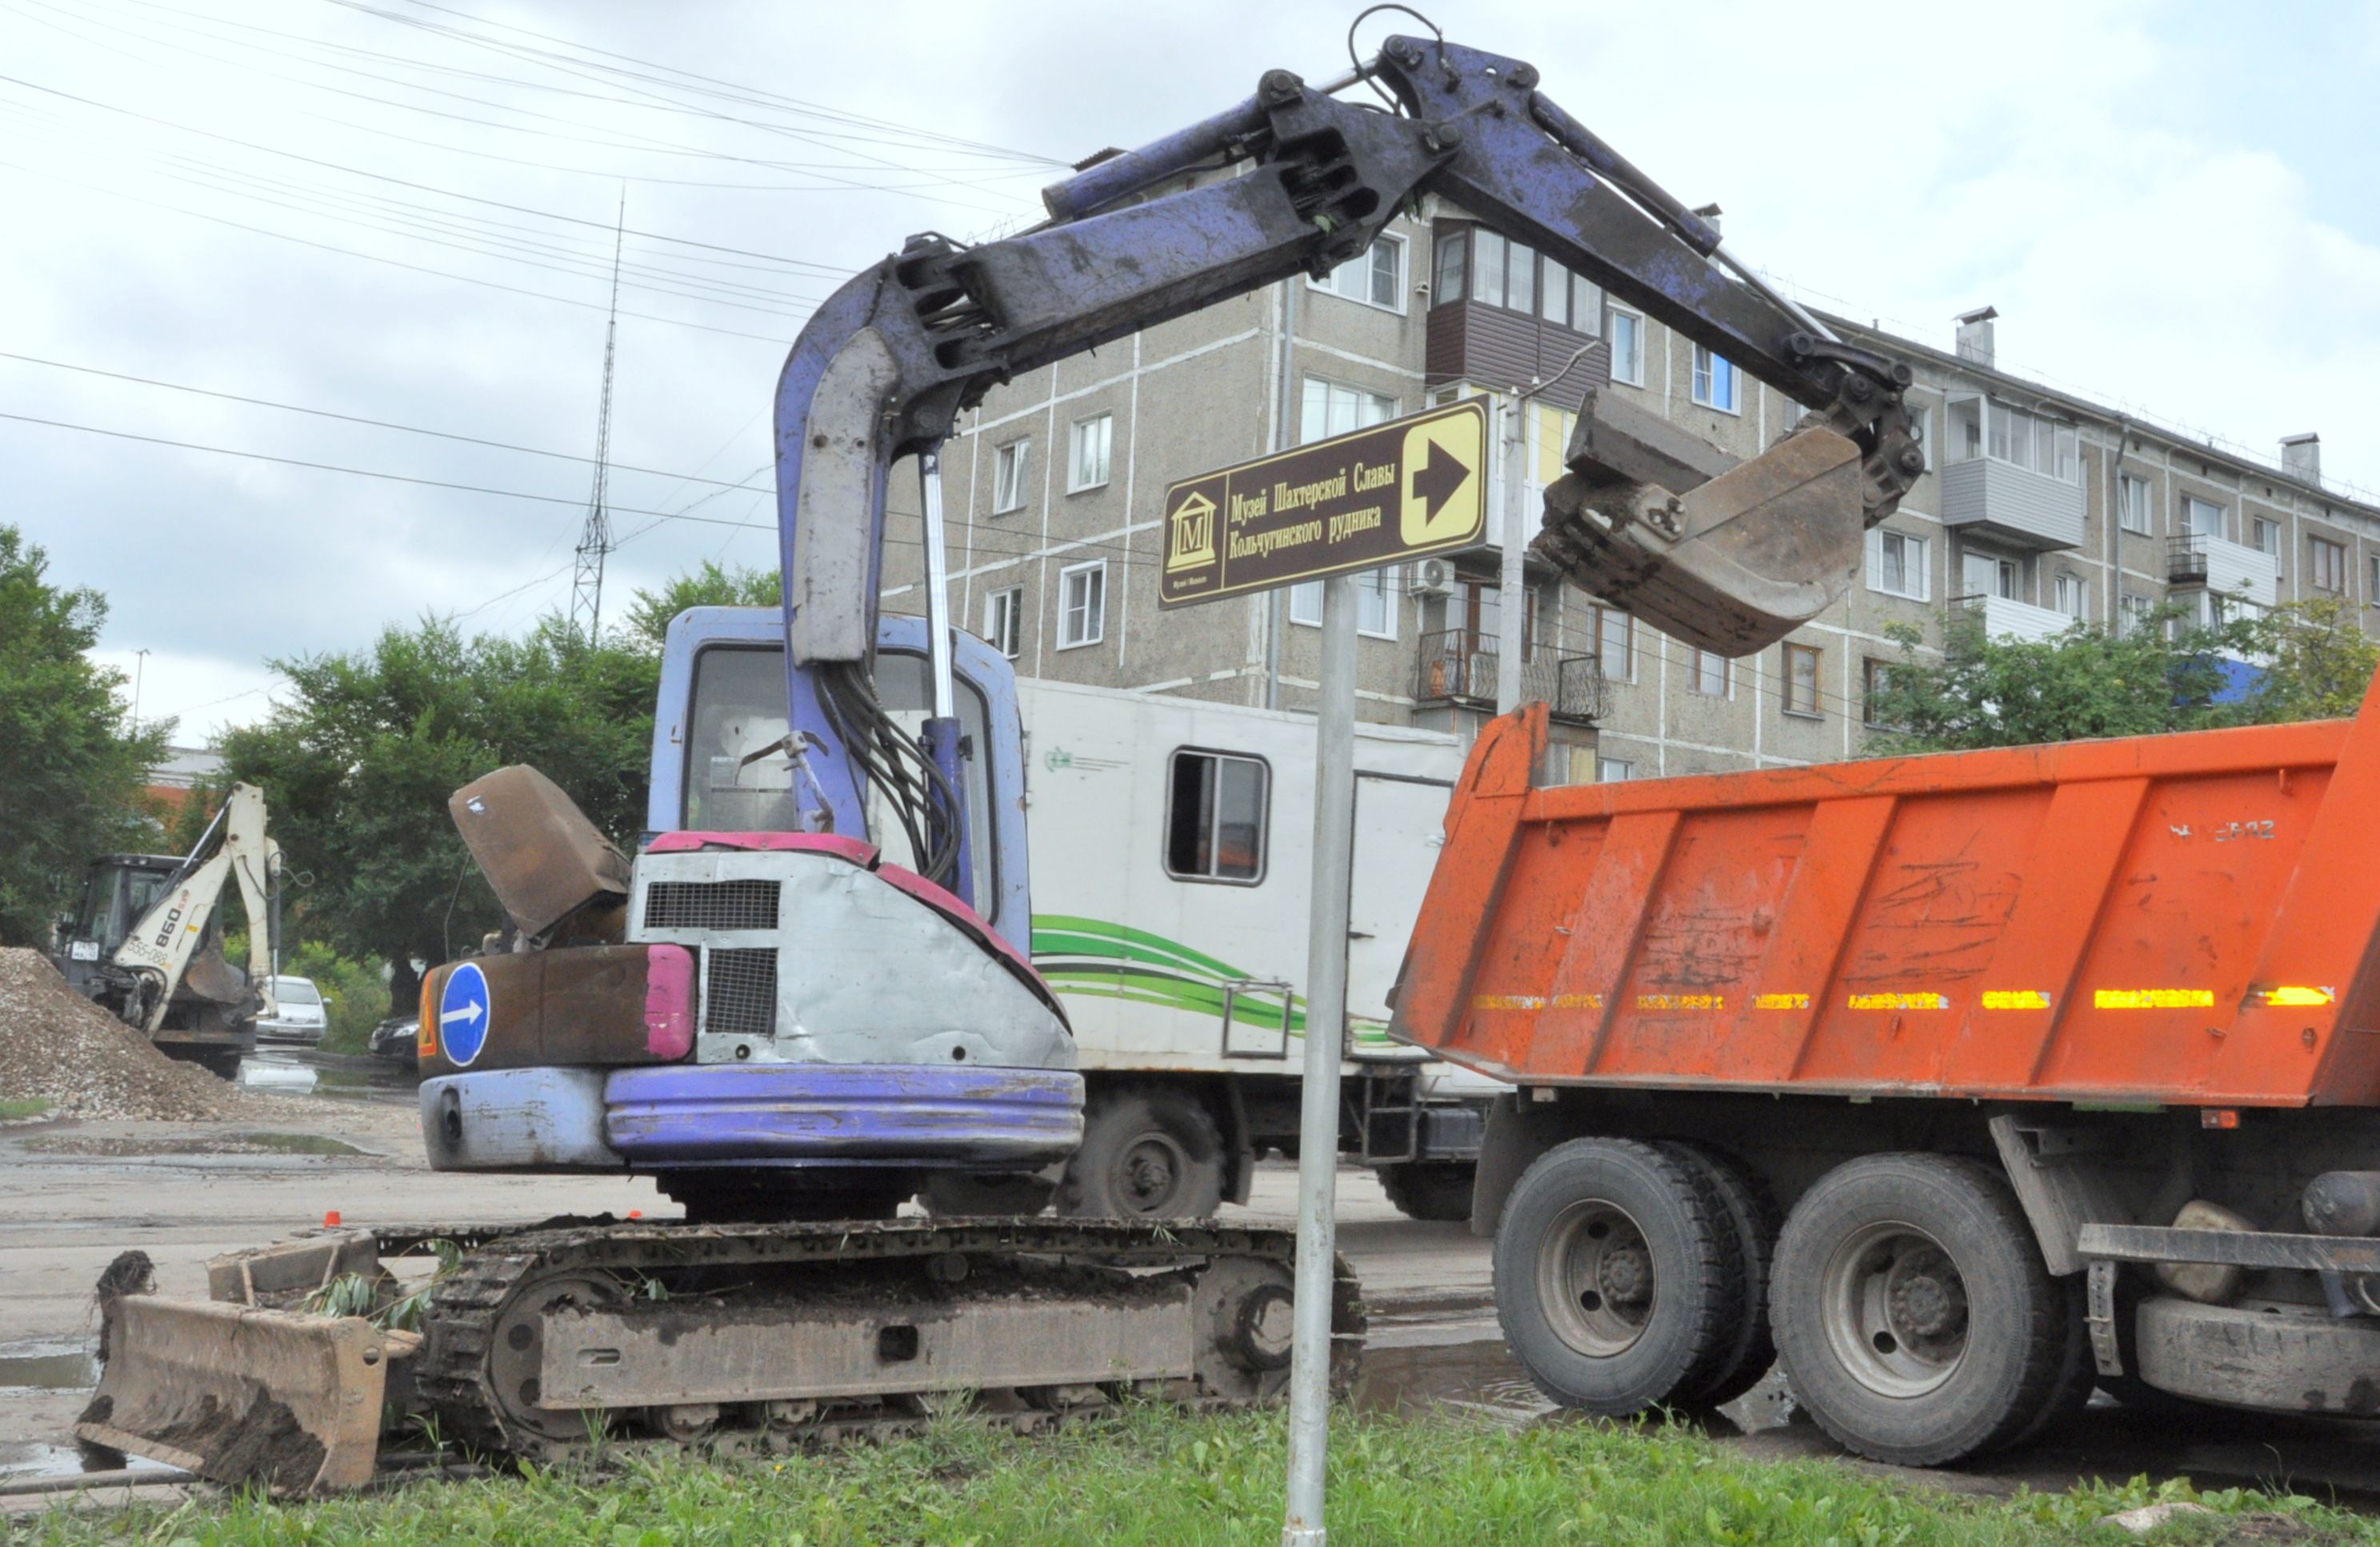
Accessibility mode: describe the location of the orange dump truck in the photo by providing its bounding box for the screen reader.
[1390,674,2380,1465]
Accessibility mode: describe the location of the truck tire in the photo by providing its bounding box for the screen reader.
[1658,1141,1780,1408]
[1059,1085,1226,1219]
[1493,1137,1743,1415]
[919,1171,1058,1217]
[2002,1273,2094,1449]
[1378,1162,1474,1223]
[191,1048,244,1081]
[1771,1153,2066,1465]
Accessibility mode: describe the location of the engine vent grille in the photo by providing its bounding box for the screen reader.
[702,948,778,1041]
[644,879,780,933]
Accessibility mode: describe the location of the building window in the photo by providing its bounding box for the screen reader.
[1300,377,1395,443]
[1287,573,1392,636]
[983,586,1022,659]
[1862,658,1897,727]
[2370,552,2380,604]
[1690,649,1729,697]
[1359,568,1396,639]
[1986,403,2078,482]
[1431,228,1467,303]
[2310,535,2347,593]
[2053,573,2087,622]
[2118,590,2154,635]
[1594,606,1634,682]
[1056,561,1105,649]
[2118,473,2154,535]
[992,439,1031,514]
[1868,529,1929,601]
[1609,309,1645,386]
[1962,549,2018,602]
[2180,495,2225,540]
[1314,234,1404,311]
[1691,346,1740,414]
[1597,757,1634,782]
[2249,515,2279,556]
[1068,413,1111,493]
[1164,749,1269,884]
[1782,643,1822,718]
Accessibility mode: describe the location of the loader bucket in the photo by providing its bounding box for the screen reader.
[1532,388,1866,657]
[77,1297,399,1493]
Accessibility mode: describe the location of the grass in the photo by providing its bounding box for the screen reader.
[5,1405,2369,1547]
[0,1097,50,1121]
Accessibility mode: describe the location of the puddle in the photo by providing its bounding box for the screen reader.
[238,1057,320,1094]
[0,1441,178,1482]
[0,1343,97,1392]
[1354,1337,1802,1435]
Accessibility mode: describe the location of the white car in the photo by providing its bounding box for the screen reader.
[254,975,330,1046]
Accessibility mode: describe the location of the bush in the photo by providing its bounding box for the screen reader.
[280,941,389,1055]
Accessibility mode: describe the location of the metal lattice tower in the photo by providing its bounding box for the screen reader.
[570,194,626,644]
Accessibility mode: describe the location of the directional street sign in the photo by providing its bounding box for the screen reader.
[1158,399,1489,609]
[438,960,492,1068]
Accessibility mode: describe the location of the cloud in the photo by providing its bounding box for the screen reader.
[7,0,2374,748]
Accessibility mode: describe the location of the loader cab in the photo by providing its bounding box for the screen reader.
[53,853,180,994]
[646,606,1032,952]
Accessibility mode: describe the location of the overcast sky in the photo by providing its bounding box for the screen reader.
[9,0,2377,744]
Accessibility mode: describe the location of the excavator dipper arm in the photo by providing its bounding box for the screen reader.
[774,34,1923,849]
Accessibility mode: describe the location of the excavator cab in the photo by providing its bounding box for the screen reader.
[53,852,260,1077]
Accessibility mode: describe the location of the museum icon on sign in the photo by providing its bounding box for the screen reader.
[1167,489,1218,573]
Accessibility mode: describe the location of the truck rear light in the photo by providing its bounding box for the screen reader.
[2201,1109,2239,1129]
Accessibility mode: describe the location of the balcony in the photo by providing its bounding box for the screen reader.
[1414,630,1606,724]
[2167,534,2281,607]
[1939,458,2085,551]
[1960,593,2076,644]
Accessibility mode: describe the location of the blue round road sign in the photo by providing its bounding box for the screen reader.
[439,961,492,1068]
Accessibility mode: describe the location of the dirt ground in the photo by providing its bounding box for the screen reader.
[10,1080,2380,1514]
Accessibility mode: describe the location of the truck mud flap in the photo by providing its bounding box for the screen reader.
[77,1297,402,1494]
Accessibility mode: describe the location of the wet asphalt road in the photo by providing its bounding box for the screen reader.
[6,1064,2380,1509]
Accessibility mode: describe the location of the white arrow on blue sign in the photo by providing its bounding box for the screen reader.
[438,961,492,1068]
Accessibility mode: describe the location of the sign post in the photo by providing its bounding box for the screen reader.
[1158,402,1486,1547]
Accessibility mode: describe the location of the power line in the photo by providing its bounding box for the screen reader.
[0,408,777,527]
[0,71,857,271]
[0,349,771,486]
[0,154,796,344]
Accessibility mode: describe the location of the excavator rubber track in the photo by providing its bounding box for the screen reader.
[414,1217,1364,1465]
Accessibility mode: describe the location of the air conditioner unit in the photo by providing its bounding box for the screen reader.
[1409,558,1457,598]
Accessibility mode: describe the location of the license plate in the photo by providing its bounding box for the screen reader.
[70,941,99,961]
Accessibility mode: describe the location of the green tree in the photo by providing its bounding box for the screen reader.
[618,561,778,654]
[213,614,662,1015]
[1866,594,2372,755]
[2226,594,2379,723]
[0,524,171,945]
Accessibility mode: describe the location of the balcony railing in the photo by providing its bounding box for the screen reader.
[1955,592,2075,644]
[1413,630,1607,724]
[2168,533,2282,606]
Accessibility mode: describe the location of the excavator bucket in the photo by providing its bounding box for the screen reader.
[1532,388,1866,656]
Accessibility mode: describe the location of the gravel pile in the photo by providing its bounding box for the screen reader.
[0,948,243,1121]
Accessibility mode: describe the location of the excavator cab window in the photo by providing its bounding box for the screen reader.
[680,643,998,921]
[76,861,174,953]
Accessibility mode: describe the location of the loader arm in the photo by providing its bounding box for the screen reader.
[110,783,281,1030]
[774,33,1923,854]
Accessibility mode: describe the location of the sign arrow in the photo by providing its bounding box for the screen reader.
[1411,439,1472,520]
[440,1001,485,1028]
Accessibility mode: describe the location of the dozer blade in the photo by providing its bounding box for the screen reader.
[78,1296,403,1493]
[1533,388,1866,656]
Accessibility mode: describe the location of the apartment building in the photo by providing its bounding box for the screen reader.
[878,195,2380,782]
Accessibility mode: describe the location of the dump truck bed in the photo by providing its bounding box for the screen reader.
[1390,692,2380,1108]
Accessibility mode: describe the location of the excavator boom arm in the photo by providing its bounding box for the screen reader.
[772,34,1920,845]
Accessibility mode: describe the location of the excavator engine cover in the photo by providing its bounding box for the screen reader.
[450,766,631,939]
[1532,388,1866,657]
